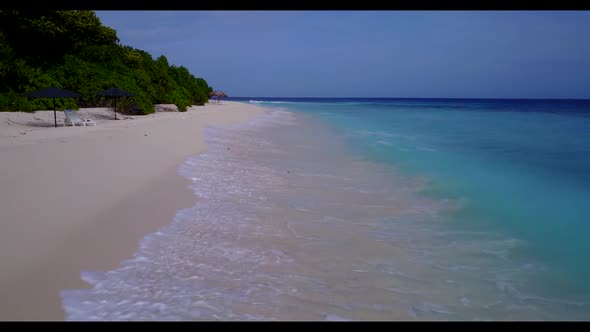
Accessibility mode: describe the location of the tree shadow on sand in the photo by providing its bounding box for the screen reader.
[23,121,60,127]
[87,111,132,120]
[5,118,60,127]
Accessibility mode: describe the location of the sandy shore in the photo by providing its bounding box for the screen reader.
[0,101,264,320]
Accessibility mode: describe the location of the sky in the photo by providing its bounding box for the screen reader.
[96,11,590,99]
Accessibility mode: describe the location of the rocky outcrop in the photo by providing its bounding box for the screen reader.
[154,104,179,112]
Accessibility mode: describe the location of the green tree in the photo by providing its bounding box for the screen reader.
[0,10,210,114]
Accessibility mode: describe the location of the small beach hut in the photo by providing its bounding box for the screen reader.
[22,86,82,128]
[95,87,135,120]
[209,91,227,104]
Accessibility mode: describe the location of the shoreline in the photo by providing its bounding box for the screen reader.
[0,101,264,320]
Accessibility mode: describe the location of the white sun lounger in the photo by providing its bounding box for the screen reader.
[64,109,96,127]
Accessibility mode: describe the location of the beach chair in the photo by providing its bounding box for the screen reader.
[64,109,96,127]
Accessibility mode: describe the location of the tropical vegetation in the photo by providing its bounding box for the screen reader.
[0,10,213,114]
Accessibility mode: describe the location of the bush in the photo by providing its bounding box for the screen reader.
[0,91,33,112]
[0,10,212,114]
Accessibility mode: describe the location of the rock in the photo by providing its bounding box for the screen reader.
[154,104,179,112]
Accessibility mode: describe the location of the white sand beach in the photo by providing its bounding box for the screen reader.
[0,102,263,320]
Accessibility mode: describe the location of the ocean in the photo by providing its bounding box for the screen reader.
[61,98,590,320]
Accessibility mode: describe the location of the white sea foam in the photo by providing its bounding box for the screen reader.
[60,108,590,321]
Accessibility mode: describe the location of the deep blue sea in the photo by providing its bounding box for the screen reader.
[61,97,590,320]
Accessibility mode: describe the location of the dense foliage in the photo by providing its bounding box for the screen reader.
[0,10,213,113]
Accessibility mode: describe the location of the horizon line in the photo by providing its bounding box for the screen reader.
[227,96,590,101]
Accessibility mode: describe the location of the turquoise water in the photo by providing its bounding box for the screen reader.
[243,98,590,302]
[61,100,590,320]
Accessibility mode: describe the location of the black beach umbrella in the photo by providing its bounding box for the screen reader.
[22,86,82,127]
[95,87,135,120]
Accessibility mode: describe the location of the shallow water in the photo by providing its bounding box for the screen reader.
[61,104,590,320]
